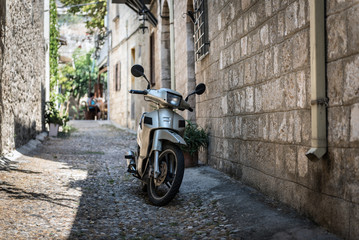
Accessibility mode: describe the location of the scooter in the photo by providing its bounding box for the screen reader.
[125,64,206,206]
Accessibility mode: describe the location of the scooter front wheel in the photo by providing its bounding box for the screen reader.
[147,143,184,206]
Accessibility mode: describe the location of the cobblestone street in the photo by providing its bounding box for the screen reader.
[0,121,340,240]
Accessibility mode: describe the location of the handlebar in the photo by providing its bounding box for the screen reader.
[130,89,194,112]
[129,90,147,95]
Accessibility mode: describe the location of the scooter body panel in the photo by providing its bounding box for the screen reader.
[136,108,186,177]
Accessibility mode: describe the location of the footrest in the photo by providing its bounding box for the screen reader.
[125,151,135,160]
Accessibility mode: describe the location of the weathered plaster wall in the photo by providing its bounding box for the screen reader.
[193,0,359,239]
[0,0,45,154]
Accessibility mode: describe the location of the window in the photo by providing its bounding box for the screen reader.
[114,62,121,91]
[193,0,209,61]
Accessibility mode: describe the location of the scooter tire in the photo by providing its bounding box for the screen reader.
[140,182,147,192]
[147,143,184,206]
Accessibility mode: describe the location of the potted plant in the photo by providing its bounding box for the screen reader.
[44,101,69,137]
[181,120,209,167]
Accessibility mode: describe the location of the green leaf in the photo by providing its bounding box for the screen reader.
[181,120,209,155]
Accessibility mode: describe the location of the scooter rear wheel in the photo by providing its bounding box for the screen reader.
[147,143,184,206]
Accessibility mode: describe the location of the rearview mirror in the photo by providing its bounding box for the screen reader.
[131,64,144,78]
[195,83,206,95]
[130,64,151,89]
[185,83,206,101]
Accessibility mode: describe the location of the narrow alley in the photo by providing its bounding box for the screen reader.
[0,121,340,240]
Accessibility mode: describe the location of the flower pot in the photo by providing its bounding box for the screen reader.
[49,123,59,137]
[184,151,198,168]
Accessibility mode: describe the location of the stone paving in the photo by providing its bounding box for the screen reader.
[0,121,340,240]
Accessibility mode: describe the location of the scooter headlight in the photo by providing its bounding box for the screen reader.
[167,92,181,107]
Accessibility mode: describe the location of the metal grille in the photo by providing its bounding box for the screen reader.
[194,0,209,61]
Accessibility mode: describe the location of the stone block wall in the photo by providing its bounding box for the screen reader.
[194,0,359,238]
[0,0,45,154]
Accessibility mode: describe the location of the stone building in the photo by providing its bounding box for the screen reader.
[108,0,197,127]
[0,0,46,154]
[109,0,359,238]
[108,3,152,128]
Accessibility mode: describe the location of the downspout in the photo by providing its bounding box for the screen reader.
[306,0,327,161]
[170,0,175,90]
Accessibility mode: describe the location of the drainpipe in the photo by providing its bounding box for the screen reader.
[305,0,327,161]
[170,0,175,90]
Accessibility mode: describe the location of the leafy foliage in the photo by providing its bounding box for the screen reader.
[59,48,98,101]
[50,0,59,91]
[59,0,107,35]
[58,48,100,119]
[58,12,83,26]
[181,121,209,156]
[45,101,69,126]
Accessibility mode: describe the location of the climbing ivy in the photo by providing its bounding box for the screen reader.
[49,0,59,94]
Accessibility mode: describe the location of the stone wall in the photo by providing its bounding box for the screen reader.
[193,0,359,239]
[0,0,45,154]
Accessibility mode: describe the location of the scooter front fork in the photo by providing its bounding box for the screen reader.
[153,150,160,179]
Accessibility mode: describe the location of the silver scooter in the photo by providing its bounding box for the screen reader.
[125,64,206,206]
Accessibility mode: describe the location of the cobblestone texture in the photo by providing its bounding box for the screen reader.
[0,121,340,239]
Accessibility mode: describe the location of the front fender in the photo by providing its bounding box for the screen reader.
[151,129,186,153]
[137,129,186,178]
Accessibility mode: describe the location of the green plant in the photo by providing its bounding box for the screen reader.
[181,120,209,155]
[50,0,59,91]
[45,101,69,126]
[57,125,77,138]
[58,48,99,119]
